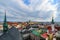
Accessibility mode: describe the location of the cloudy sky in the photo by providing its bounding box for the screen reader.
[0,0,60,22]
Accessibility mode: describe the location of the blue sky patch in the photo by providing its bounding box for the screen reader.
[52,0,57,4]
[23,0,30,5]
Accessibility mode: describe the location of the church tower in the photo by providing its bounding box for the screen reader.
[51,16,54,24]
[51,16,55,31]
[3,10,8,33]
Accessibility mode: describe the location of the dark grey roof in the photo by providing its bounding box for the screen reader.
[0,26,23,40]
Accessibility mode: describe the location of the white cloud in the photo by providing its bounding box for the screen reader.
[0,0,58,22]
[28,0,57,21]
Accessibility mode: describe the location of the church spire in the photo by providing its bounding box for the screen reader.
[51,15,54,24]
[3,10,8,33]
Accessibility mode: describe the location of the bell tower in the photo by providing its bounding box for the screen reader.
[51,15,55,31]
[3,10,8,33]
